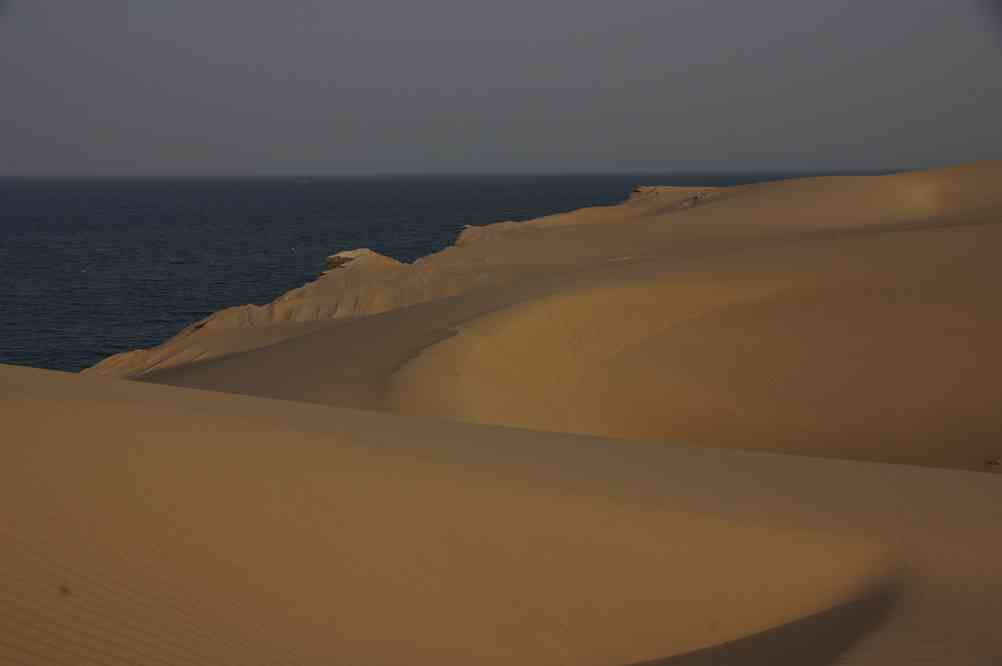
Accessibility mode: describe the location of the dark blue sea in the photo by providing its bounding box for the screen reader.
[1,173,802,372]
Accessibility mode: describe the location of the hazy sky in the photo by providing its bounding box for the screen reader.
[1,0,1000,175]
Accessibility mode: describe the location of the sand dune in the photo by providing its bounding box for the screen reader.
[3,363,1001,665]
[7,161,1000,664]
[82,185,723,379]
[110,161,1002,470]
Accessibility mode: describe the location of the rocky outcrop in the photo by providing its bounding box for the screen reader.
[85,247,412,378]
[325,248,401,270]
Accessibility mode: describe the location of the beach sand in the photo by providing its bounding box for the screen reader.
[4,161,1001,664]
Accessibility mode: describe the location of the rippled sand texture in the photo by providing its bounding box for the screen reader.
[3,364,1001,665]
[4,161,1001,664]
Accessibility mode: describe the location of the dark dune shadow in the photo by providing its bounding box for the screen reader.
[628,579,902,666]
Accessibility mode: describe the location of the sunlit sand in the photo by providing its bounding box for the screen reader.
[4,161,1002,664]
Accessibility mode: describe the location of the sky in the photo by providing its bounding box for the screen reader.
[1,0,1000,175]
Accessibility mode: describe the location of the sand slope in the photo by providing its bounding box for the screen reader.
[14,162,997,663]
[84,185,718,379]
[3,363,1001,665]
[117,162,1002,470]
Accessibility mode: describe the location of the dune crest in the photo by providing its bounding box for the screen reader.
[7,161,1002,663]
[3,363,1001,664]
[81,185,728,378]
[92,161,1002,471]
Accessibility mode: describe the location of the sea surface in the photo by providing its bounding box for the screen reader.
[2,173,801,372]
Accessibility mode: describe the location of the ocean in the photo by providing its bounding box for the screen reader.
[1,173,799,372]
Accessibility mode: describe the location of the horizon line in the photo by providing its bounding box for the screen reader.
[0,167,916,181]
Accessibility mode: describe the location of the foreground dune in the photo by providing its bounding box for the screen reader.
[8,162,1000,663]
[2,363,1001,665]
[90,161,1002,471]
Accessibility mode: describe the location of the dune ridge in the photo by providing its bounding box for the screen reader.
[3,363,1001,664]
[92,161,1002,471]
[84,185,718,379]
[7,161,1000,664]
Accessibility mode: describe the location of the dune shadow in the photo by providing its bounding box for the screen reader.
[627,579,902,666]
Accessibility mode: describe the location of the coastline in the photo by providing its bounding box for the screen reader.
[81,161,1002,471]
[4,160,1002,664]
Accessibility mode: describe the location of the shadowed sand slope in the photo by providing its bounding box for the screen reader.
[132,162,1002,470]
[15,162,998,663]
[633,581,903,666]
[3,363,1002,665]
